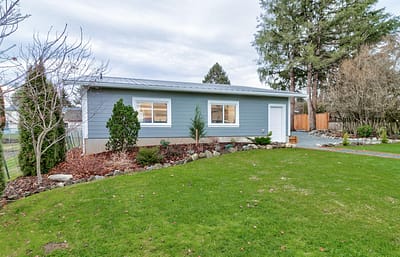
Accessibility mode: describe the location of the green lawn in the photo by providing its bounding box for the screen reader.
[0,149,399,256]
[343,142,400,154]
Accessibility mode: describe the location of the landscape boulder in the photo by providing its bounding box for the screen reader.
[48,174,73,182]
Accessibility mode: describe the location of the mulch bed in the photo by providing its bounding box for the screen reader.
[1,143,243,204]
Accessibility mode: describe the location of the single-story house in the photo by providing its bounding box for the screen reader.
[72,76,305,154]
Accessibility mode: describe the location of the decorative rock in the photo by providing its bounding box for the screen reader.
[205,150,213,158]
[213,151,221,157]
[228,147,237,153]
[56,182,65,188]
[94,175,105,180]
[147,163,163,170]
[48,174,73,182]
[113,170,124,176]
[191,153,199,161]
[199,152,206,159]
[266,145,273,150]
[163,163,171,168]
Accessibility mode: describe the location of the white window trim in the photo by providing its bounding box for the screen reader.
[132,97,172,127]
[208,100,240,127]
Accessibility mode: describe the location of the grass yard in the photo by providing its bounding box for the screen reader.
[343,142,400,154]
[0,148,399,256]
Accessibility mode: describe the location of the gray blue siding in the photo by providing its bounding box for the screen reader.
[87,88,289,139]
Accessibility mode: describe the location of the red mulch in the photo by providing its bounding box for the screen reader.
[1,143,239,204]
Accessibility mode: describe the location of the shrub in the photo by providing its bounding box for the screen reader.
[342,132,350,146]
[357,125,373,138]
[136,147,163,166]
[160,139,170,147]
[248,131,272,145]
[106,99,141,152]
[189,105,206,144]
[380,128,389,144]
[254,136,272,145]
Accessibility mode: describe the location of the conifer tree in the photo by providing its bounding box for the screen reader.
[106,98,140,152]
[18,63,66,179]
[189,105,206,144]
[202,62,231,84]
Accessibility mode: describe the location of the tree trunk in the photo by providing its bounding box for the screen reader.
[35,151,42,184]
[311,71,319,129]
[289,67,295,131]
[307,63,316,130]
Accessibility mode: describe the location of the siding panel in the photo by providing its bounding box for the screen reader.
[87,88,289,139]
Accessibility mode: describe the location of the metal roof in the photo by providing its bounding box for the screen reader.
[66,76,306,98]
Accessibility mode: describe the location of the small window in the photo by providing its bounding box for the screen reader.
[133,98,171,127]
[208,100,239,127]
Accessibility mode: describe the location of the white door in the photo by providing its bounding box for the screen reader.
[268,104,286,142]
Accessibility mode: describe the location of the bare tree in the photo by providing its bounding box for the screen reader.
[0,0,28,125]
[325,36,400,134]
[17,25,105,183]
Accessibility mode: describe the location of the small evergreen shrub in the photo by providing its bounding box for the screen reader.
[136,147,163,166]
[189,105,206,143]
[254,137,272,145]
[160,139,170,147]
[357,125,373,138]
[342,132,350,146]
[248,131,272,145]
[380,128,389,144]
[106,99,141,152]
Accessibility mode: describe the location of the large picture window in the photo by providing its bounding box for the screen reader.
[208,100,239,127]
[133,98,171,127]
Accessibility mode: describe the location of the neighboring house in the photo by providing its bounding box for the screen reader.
[4,106,19,134]
[63,107,82,132]
[73,76,305,154]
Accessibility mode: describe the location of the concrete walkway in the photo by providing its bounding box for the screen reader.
[292,131,400,159]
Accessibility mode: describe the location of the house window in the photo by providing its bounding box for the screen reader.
[133,98,171,127]
[208,100,239,127]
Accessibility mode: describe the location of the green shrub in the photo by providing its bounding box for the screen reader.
[357,125,373,138]
[380,128,389,144]
[254,137,272,145]
[248,131,272,145]
[342,132,350,146]
[136,147,163,166]
[106,99,141,152]
[160,139,170,147]
[189,105,206,143]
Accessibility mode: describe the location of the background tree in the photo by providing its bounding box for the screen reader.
[17,25,105,183]
[106,98,140,152]
[202,62,231,84]
[18,63,66,177]
[325,36,400,135]
[254,0,400,130]
[189,105,206,144]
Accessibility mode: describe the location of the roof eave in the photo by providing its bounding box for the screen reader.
[70,80,306,98]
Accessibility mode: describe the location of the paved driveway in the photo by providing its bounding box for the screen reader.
[291,131,342,149]
[291,131,400,159]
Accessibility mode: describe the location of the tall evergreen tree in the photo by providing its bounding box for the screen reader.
[254,0,400,130]
[202,62,231,84]
[18,63,66,179]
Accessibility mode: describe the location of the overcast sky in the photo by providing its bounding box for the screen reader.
[6,0,400,87]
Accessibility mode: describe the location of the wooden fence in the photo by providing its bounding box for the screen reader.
[294,113,329,131]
